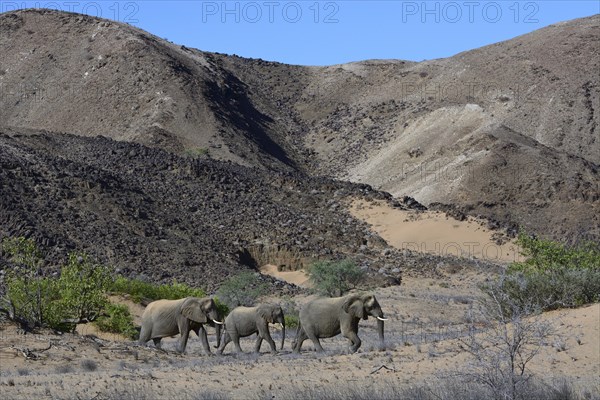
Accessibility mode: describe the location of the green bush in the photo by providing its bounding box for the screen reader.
[94,303,138,340]
[1,237,52,329]
[216,271,269,309]
[284,314,299,328]
[213,297,230,319]
[309,259,365,297]
[280,297,299,328]
[482,234,600,317]
[110,276,206,304]
[1,238,113,332]
[50,253,113,331]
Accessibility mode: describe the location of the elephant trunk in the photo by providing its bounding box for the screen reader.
[377,317,385,345]
[280,318,286,351]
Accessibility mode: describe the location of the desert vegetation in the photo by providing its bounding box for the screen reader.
[482,233,600,316]
[0,237,216,338]
[308,259,366,297]
[215,271,269,309]
[0,237,112,332]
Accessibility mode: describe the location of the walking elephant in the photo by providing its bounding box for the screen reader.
[216,304,285,354]
[292,293,387,353]
[138,297,224,354]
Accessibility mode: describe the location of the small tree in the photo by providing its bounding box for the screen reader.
[309,259,365,297]
[0,237,53,330]
[94,303,138,340]
[0,237,114,332]
[216,271,269,309]
[459,284,556,400]
[484,234,600,315]
[50,253,113,331]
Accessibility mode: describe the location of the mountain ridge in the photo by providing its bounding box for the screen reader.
[1,9,598,244]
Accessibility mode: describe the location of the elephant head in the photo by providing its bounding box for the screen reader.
[343,294,387,344]
[257,304,286,350]
[181,297,224,348]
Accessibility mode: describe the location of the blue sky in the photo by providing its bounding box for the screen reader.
[3,1,599,65]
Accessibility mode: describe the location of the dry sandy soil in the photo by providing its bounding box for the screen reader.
[350,199,520,264]
[260,264,312,288]
[0,286,598,399]
[1,209,598,399]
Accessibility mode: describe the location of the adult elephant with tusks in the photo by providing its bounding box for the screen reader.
[292,293,387,353]
[216,304,285,355]
[138,297,224,354]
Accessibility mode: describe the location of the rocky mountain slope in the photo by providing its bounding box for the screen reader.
[1,9,598,247]
[2,129,471,290]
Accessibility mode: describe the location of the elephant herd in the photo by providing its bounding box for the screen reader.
[138,293,388,355]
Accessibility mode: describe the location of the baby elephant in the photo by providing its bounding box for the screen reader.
[217,304,285,355]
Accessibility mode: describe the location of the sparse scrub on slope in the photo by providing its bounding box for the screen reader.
[215,271,269,309]
[309,259,365,297]
[482,233,600,316]
[110,276,206,304]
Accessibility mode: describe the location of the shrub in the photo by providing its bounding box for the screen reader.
[460,291,556,400]
[110,276,206,304]
[1,237,54,329]
[49,253,113,331]
[1,238,113,332]
[213,297,230,319]
[308,259,365,297]
[280,297,299,328]
[482,234,600,316]
[80,359,98,372]
[510,233,600,274]
[284,314,299,328]
[215,271,269,309]
[94,303,138,340]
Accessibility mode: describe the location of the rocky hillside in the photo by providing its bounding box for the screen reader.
[2,129,472,291]
[1,9,598,246]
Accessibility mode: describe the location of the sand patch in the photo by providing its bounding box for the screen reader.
[260,264,312,287]
[350,200,520,264]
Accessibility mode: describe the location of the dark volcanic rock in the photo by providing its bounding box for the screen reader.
[0,130,438,291]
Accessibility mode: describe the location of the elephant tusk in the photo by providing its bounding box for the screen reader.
[212,319,224,325]
[376,316,388,321]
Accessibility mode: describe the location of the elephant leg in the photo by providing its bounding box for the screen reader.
[293,327,308,353]
[153,337,163,350]
[217,331,231,355]
[306,331,325,353]
[198,325,212,355]
[138,326,151,345]
[344,331,362,353]
[178,329,190,354]
[232,333,244,353]
[258,324,277,354]
[254,336,263,353]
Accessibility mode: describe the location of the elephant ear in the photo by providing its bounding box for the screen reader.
[181,298,208,323]
[343,295,365,319]
[362,294,377,310]
[257,304,274,323]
